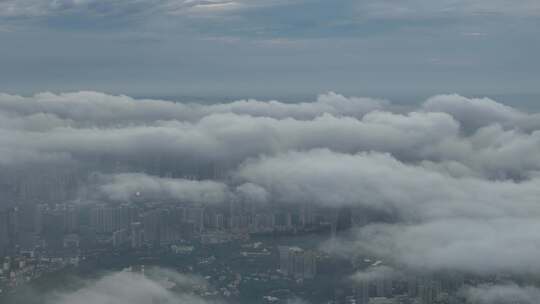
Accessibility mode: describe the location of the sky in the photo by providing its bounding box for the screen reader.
[0,0,539,102]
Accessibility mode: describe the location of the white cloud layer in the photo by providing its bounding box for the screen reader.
[97,173,230,203]
[329,218,540,275]
[2,92,540,179]
[237,149,540,221]
[351,265,401,283]
[0,91,386,124]
[2,90,540,282]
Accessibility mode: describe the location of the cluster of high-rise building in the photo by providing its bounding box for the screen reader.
[278,246,317,280]
[332,268,467,304]
[0,208,18,258]
[0,203,83,254]
[0,199,344,259]
[0,199,504,304]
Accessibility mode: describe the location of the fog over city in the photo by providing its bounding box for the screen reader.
[1,91,540,303]
[1,0,539,303]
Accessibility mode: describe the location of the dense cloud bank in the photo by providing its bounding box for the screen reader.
[324,218,540,276]
[2,92,540,178]
[237,149,540,220]
[94,173,268,205]
[0,91,386,125]
[2,91,540,283]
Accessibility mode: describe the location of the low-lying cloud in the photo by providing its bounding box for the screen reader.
[97,173,231,204]
[237,149,540,221]
[327,218,540,276]
[2,90,540,284]
[45,268,212,304]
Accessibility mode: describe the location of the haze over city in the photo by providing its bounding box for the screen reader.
[1,1,540,304]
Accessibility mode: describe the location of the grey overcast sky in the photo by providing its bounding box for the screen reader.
[0,0,539,101]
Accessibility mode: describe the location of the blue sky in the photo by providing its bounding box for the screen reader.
[0,0,539,102]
